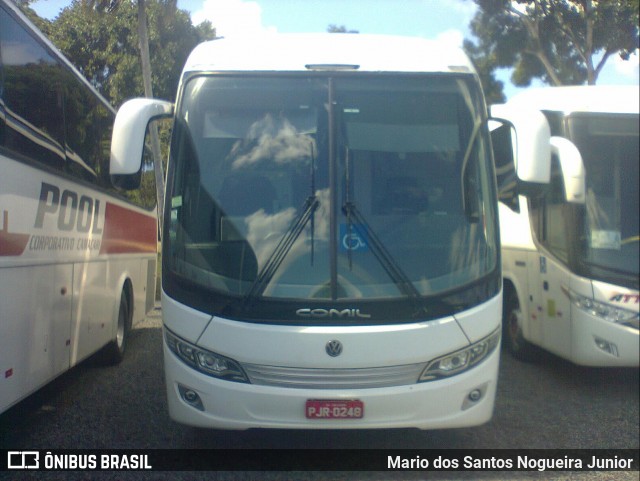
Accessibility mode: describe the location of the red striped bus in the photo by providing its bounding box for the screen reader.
[1,0,158,414]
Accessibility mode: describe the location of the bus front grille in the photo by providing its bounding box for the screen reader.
[242,363,427,389]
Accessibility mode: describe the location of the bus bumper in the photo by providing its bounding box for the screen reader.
[162,341,500,430]
[570,310,639,367]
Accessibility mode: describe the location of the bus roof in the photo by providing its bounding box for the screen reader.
[183,33,476,75]
[506,85,639,115]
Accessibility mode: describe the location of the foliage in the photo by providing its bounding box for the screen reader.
[463,38,506,104]
[15,1,212,219]
[466,0,639,86]
[13,0,52,33]
[45,0,215,107]
[327,24,359,33]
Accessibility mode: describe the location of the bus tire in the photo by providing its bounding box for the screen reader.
[99,290,131,365]
[503,287,537,362]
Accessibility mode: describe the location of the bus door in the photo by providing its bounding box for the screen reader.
[528,154,574,358]
[537,253,572,358]
[519,250,543,346]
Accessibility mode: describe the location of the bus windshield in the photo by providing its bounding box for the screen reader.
[568,114,639,286]
[166,75,498,319]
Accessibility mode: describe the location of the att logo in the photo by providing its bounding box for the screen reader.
[609,294,640,304]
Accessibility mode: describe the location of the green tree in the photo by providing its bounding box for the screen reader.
[466,0,639,86]
[14,0,52,33]
[327,24,359,33]
[47,0,215,106]
[45,0,213,234]
[463,38,506,104]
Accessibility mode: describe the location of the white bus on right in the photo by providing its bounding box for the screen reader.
[496,85,639,366]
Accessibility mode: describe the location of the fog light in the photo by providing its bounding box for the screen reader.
[178,384,204,411]
[461,383,488,411]
[468,389,482,402]
[594,337,619,357]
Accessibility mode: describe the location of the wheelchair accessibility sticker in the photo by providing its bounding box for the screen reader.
[340,224,368,252]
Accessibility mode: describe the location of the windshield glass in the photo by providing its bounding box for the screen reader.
[166,75,497,315]
[568,114,639,282]
[334,77,497,298]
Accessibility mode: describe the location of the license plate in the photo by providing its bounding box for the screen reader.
[305,399,364,419]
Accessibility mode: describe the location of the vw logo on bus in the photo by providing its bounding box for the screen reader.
[325,340,343,357]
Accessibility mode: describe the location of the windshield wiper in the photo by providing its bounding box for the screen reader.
[342,200,421,300]
[244,140,318,303]
[244,194,319,303]
[341,145,420,301]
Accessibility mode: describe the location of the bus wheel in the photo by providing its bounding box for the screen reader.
[503,288,537,362]
[99,290,131,365]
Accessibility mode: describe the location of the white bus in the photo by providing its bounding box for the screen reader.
[110,34,554,429]
[0,0,158,413]
[498,86,639,366]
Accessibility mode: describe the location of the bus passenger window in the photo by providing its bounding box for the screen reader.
[0,10,65,171]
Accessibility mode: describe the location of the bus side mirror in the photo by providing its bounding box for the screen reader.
[490,104,552,213]
[490,120,519,212]
[550,136,586,204]
[110,98,173,189]
[490,103,551,185]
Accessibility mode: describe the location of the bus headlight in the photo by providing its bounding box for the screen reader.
[418,328,500,382]
[563,287,639,329]
[165,328,249,383]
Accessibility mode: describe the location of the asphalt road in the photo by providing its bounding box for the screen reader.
[1,306,638,481]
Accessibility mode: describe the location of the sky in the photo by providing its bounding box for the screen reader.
[31,0,639,100]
